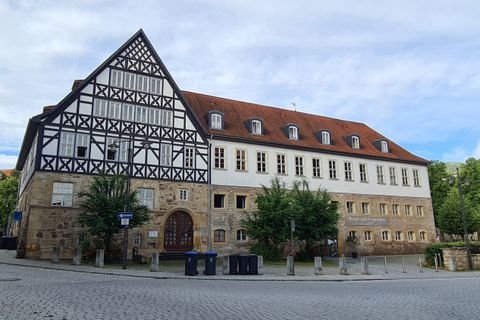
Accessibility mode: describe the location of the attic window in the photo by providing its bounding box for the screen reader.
[321,131,331,145]
[251,120,262,135]
[352,136,360,149]
[381,140,389,153]
[288,126,298,140]
[210,113,223,130]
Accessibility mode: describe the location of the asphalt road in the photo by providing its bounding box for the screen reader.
[0,264,479,320]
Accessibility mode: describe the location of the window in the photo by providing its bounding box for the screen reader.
[214,194,225,208]
[416,205,424,216]
[392,204,399,216]
[288,126,298,140]
[362,202,369,215]
[137,75,149,92]
[379,203,387,215]
[328,160,337,179]
[295,156,304,176]
[214,147,225,169]
[237,229,247,241]
[389,167,397,185]
[160,144,171,166]
[312,158,322,178]
[348,230,357,239]
[137,188,154,209]
[179,189,188,201]
[251,120,262,135]
[344,161,353,181]
[105,137,127,162]
[236,149,247,171]
[359,163,368,182]
[109,101,122,119]
[381,140,389,153]
[77,233,86,246]
[150,77,162,95]
[59,132,75,157]
[135,106,148,123]
[419,231,427,241]
[184,147,194,168]
[210,113,223,130]
[236,195,247,209]
[277,154,287,174]
[395,231,403,241]
[376,165,385,184]
[122,104,135,122]
[413,169,421,187]
[75,134,89,158]
[381,231,390,241]
[124,72,136,90]
[161,109,173,127]
[407,231,415,241]
[214,229,225,242]
[93,99,108,117]
[401,168,409,186]
[149,108,161,126]
[118,140,129,162]
[257,152,267,173]
[364,231,372,241]
[133,233,142,246]
[404,205,411,216]
[51,182,73,207]
[321,131,331,144]
[110,69,123,87]
[352,136,360,149]
[346,201,355,214]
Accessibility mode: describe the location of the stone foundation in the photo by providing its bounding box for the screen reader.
[442,248,480,271]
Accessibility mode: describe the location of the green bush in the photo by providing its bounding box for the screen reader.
[425,241,480,266]
[250,242,282,261]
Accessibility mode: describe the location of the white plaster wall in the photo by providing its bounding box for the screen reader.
[211,140,431,198]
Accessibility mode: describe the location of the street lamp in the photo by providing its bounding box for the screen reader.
[109,137,151,270]
[454,168,473,270]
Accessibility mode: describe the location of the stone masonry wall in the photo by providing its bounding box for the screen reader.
[442,248,480,271]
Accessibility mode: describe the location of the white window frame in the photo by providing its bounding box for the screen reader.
[214,147,226,169]
[161,109,173,127]
[416,205,424,216]
[346,201,355,214]
[149,108,161,126]
[52,182,74,207]
[362,202,370,215]
[288,126,298,140]
[395,231,403,241]
[137,75,149,92]
[122,104,135,122]
[179,188,189,201]
[407,231,415,241]
[213,194,225,209]
[277,153,287,175]
[184,147,195,168]
[160,143,172,166]
[379,203,387,215]
[389,167,397,185]
[236,149,247,171]
[251,120,262,135]
[124,72,136,90]
[328,160,337,180]
[381,140,389,153]
[93,99,108,117]
[237,229,247,242]
[257,151,267,173]
[312,158,322,178]
[59,132,75,157]
[376,165,385,184]
[419,231,427,241]
[211,114,223,130]
[295,156,304,176]
[352,136,360,149]
[321,131,331,144]
[150,77,162,95]
[405,205,412,216]
[344,161,353,181]
[137,188,154,210]
[135,105,148,123]
[364,231,372,241]
[109,101,122,119]
[392,204,400,216]
[381,230,390,241]
[110,69,123,88]
[359,163,368,182]
[75,133,89,158]
[413,169,421,187]
[401,168,409,186]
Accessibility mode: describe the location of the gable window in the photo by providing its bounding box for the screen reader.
[137,188,154,209]
[133,233,142,246]
[257,151,267,173]
[380,203,387,215]
[312,158,322,178]
[137,75,149,92]
[344,161,353,181]
[93,99,108,117]
[214,147,225,169]
[149,108,161,125]
[362,202,370,215]
[381,140,389,153]
[328,160,337,179]
[359,163,368,182]
[109,101,122,119]
[150,77,162,95]
[381,230,390,241]
[407,231,415,241]
[346,201,355,214]
[110,69,123,87]
[277,154,287,175]
[75,134,89,158]
[210,113,223,130]
[179,189,189,201]
[52,182,73,207]
[161,109,173,127]
[413,169,421,187]
[124,72,136,90]
[160,144,172,166]
[251,120,262,135]
[288,126,298,140]
[59,132,75,157]
[352,136,360,149]
[389,167,397,185]
[376,165,385,184]
[416,205,424,216]
[214,229,225,242]
[135,106,148,123]
[122,104,135,122]
[237,229,247,241]
[395,231,403,241]
[295,156,304,176]
[321,131,331,144]
[364,231,372,241]
[184,147,195,168]
[401,168,409,186]
[214,194,225,208]
[236,195,247,209]
[236,149,247,171]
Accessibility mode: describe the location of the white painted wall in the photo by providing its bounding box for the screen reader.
[211,140,431,198]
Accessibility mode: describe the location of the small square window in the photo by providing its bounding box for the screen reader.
[237,229,247,241]
[214,229,225,242]
[346,201,355,214]
[214,194,225,208]
[364,231,372,241]
[179,189,189,201]
[236,195,246,209]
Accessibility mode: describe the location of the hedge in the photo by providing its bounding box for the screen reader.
[425,241,480,266]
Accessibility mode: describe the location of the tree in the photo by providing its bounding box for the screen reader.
[0,173,19,233]
[437,188,479,238]
[428,161,451,226]
[460,158,480,211]
[77,174,150,253]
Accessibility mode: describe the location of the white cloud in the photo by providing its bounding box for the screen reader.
[0,154,18,170]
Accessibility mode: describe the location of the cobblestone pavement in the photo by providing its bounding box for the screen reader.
[1,263,480,320]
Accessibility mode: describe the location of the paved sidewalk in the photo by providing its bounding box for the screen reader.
[1,249,479,282]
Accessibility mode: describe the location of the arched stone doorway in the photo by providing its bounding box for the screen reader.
[164,211,194,252]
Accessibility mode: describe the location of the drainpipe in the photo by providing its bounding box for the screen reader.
[207,135,213,252]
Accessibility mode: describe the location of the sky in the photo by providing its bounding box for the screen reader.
[1,0,480,169]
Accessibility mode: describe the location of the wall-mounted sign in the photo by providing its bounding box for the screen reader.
[148,231,158,238]
[345,217,387,226]
[13,211,22,221]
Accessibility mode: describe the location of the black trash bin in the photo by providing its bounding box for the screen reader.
[204,252,217,275]
[0,237,5,250]
[2,237,17,250]
[229,255,239,275]
[184,252,199,276]
[239,255,249,275]
[248,254,258,275]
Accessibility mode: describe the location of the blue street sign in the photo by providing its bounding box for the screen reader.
[13,211,22,221]
[117,212,134,220]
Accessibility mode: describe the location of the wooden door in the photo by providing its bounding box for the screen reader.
[164,211,193,252]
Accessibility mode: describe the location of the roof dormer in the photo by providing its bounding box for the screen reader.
[208,111,224,130]
[347,134,360,149]
[245,118,264,135]
[373,139,389,153]
[284,124,299,140]
[316,130,332,145]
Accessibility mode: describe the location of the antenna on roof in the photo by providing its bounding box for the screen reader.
[291,101,296,112]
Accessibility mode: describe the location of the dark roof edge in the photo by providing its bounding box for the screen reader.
[15,118,39,170]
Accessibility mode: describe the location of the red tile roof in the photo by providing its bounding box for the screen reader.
[182,91,428,165]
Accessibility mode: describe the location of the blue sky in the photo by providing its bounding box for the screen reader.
[1,0,480,169]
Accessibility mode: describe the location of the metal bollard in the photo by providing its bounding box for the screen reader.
[402,257,406,273]
[150,252,160,272]
[287,256,295,276]
[257,255,264,275]
[339,256,348,275]
[418,256,423,273]
[51,247,60,263]
[434,254,438,272]
[384,256,388,274]
[314,256,323,275]
[95,249,104,268]
[72,247,81,266]
[361,257,369,275]
[222,256,230,275]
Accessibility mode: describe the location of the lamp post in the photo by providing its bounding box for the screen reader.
[109,137,151,270]
[455,168,473,270]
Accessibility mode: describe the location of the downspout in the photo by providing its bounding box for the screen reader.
[207,134,213,252]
